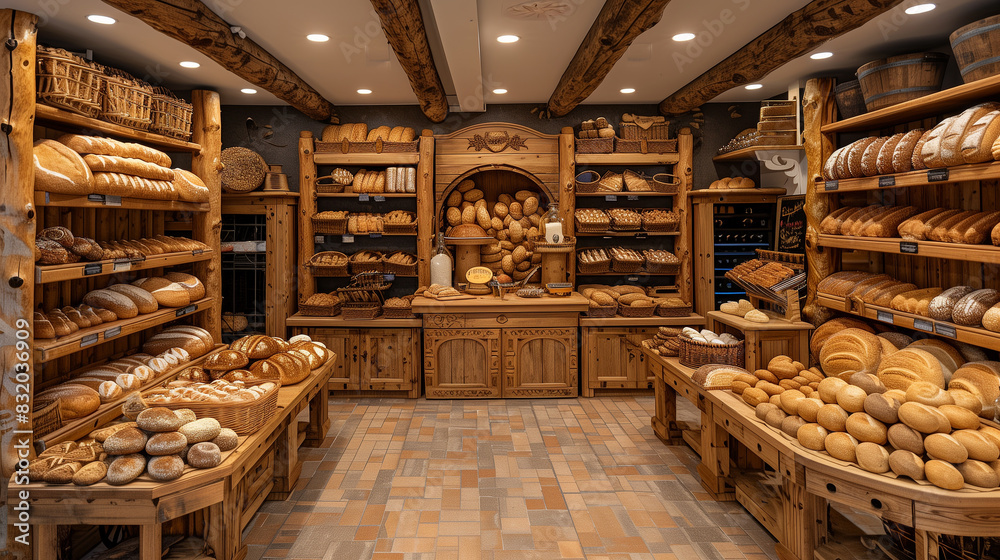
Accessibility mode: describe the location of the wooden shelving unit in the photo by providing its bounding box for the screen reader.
[816,234,1000,264]
[35,250,213,284]
[313,152,420,165]
[34,103,202,152]
[286,313,422,328]
[315,192,417,199]
[576,231,680,237]
[575,152,680,165]
[712,145,803,163]
[575,191,676,198]
[817,160,1000,194]
[579,314,705,327]
[36,191,211,212]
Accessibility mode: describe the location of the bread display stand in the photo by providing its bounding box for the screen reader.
[707,311,814,372]
[24,358,334,560]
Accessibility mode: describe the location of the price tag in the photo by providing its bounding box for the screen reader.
[370,233,382,238]
[927,168,949,182]
[113,260,131,272]
[358,193,370,202]
[824,180,839,191]
[342,235,355,243]
[935,323,957,338]
[383,274,396,281]
[627,195,639,201]
[913,318,933,332]
[373,195,386,202]
[605,195,618,202]
[192,248,204,256]
[878,176,896,188]
[314,235,325,244]
[80,333,99,348]
[104,195,122,207]
[104,326,122,338]
[175,304,197,317]
[87,194,105,203]
[899,241,918,254]
[83,263,103,276]
[876,310,894,324]
[634,232,648,239]
[627,276,639,282]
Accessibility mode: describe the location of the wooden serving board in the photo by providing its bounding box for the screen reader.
[421,292,477,301]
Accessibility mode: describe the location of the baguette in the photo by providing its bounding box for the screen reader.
[860,137,889,177]
[961,110,1000,164]
[913,209,964,241]
[946,211,1000,244]
[898,208,947,240]
[890,288,944,316]
[876,133,904,175]
[58,134,171,168]
[892,129,924,173]
[83,154,174,181]
[928,210,977,242]
[920,116,957,169]
[861,206,918,238]
[93,173,177,201]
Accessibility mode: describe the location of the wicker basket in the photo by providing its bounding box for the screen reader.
[609,210,642,231]
[32,400,63,439]
[857,52,949,111]
[641,210,680,232]
[157,380,279,435]
[149,87,193,140]
[623,170,652,192]
[618,303,656,318]
[575,211,610,233]
[651,173,680,194]
[656,303,692,317]
[36,47,103,117]
[383,212,417,234]
[383,306,416,319]
[575,170,601,193]
[615,138,678,154]
[611,251,644,273]
[645,261,679,275]
[101,67,153,130]
[384,252,418,276]
[679,336,744,368]
[349,252,384,274]
[598,171,623,192]
[311,213,348,235]
[342,302,382,319]
[951,15,1000,84]
[337,272,391,303]
[576,137,613,153]
[380,140,419,153]
[620,120,670,141]
[584,303,617,318]
[299,299,342,317]
[307,251,349,277]
[576,249,611,274]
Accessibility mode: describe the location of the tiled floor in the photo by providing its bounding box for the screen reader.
[245,396,778,560]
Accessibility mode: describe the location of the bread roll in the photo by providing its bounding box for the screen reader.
[34,139,94,194]
[836,385,868,413]
[72,461,108,486]
[856,442,890,474]
[957,459,999,488]
[820,329,882,379]
[147,455,185,481]
[825,432,859,462]
[44,462,83,484]
[925,459,964,490]
[779,390,806,415]
[765,407,787,429]
[892,128,924,173]
[846,413,888,444]
[939,405,981,431]
[796,398,823,423]
[925,433,968,463]
[83,289,138,319]
[888,423,925,454]
[781,416,807,438]
[817,377,848,404]
[104,427,148,455]
[178,418,222,444]
[906,381,955,408]
[920,116,957,169]
[817,404,849,432]
[949,389,984,415]
[97,381,123,403]
[212,428,239,452]
[850,372,886,396]
[898,401,949,434]
[864,393,900,424]
[146,432,188,455]
[138,277,191,307]
[797,423,829,451]
[889,450,925,481]
[137,407,184,433]
[743,387,769,407]
[89,421,139,443]
[188,442,222,468]
[952,429,999,462]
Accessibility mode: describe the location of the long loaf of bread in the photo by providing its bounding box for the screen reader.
[920,117,957,169]
[850,206,894,236]
[914,209,963,241]
[93,173,178,201]
[939,104,1000,167]
[84,155,174,181]
[912,129,936,171]
[869,282,918,306]
[820,206,862,234]
[892,129,924,173]
[946,211,1000,244]
[861,137,889,177]
[890,288,944,316]
[928,210,978,242]
[876,133,904,175]
[823,147,846,180]
[58,134,171,168]
[898,208,946,240]
[861,206,919,238]
[840,205,881,236]
[962,110,1000,164]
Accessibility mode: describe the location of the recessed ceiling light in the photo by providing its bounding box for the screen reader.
[745,84,763,90]
[620,88,636,94]
[810,52,833,60]
[497,35,519,43]
[492,88,507,94]
[905,3,935,14]
[357,89,372,95]
[306,34,329,42]
[241,88,257,94]
[179,61,200,68]
[87,15,116,25]
[672,33,695,42]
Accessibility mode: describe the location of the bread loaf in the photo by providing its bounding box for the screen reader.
[875,133,905,175]
[83,289,137,319]
[137,407,184,432]
[83,154,174,181]
[810,318,874,358]
[230,334,282,360]
[146,432,188,455]
[103,427,148,455]
[796,423,829,451]
[904,208,961,241]
[839,205,881,235]
[947,211,1000,245]
[861,206,918,238]
[72,461,108,486]
[953,429,1000,462]
[178,418,221,444]
[204,350,249,372]
[856,442,890,474]
[890,287,944,316]
[939,104,1000,167]
[911,129,934,171]
[950,365,1000,409]
[250,351,310,385]
[36,384,101,420]
[59,134,171,167]
[929,210,977,242]
[820,328,882,379]
[846,137,878,178]
[898,401,949,434]
[138,277,191,307]
[142,326,213,357]
[212,428,239,451]
[929,286,975,321]
[860,137,889,177]
[188,442,222,468]
[889,450,925,481]
[953,289,1000,326]
[33,139,94,194]
[147,455,184,481]
[106,284,159,314]
[819,206,861,235]
[891,129,924,173]
[163,272,206,300]
[172,169,210,203]
[905,381,954,408]
[920,116,957,169]
[925,433,969,463]
[44,462,83,484]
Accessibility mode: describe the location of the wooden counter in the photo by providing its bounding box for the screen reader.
[411,292,590,314]
[707,310,814,370]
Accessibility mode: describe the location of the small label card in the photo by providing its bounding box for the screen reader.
[899,241,918,254]
[84,263,103,276]
[927,169,949,182]
[935,323,957,338]
[913,318,934,332]
[824,181,839,191]
[342,235,355,243]
[104,326,122,338]
[373,195,386,202]
[605,195,618,202]
[627,195,639,201]
[878,176,896,188]
[80,334,99,347]
[175,304,197,317]
[314,235,325,244]
[876,310,894,324]
[358,193,370,202]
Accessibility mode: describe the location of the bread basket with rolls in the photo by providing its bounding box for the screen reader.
[306,251,349,277]
[145,378,280,435]
[678,327,744,368]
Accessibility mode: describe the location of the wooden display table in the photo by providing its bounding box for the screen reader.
[413,293,588,398]
[707,310,814,370]
[25,359,333,560]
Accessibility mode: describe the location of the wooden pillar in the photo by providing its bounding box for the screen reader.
[191,90,223,341]
[777,473,827,560]
[559,127,576,286]
[298,131,317,300]
[802,78,836,326]
[676,128,694,305]
[692,198,714,317]
[268,197,298,337]
[416,130,434,287]
[0,10,37,560]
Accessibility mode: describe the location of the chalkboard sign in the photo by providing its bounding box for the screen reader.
[775,195,806,253]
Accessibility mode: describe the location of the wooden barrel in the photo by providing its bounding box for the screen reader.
[950,14,1000,84]
[834,80,866,119]
[856,52,949,111]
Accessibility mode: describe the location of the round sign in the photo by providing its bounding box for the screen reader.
[466,266,493,284]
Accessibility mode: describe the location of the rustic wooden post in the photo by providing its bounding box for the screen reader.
[297,131,317,301]
[191,90,223,342]
[558,127,576,286]
[416,130,435,287]
[802,78,836,326]
[676,128,694,305]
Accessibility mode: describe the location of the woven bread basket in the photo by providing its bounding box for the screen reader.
[101,67,153,130]
[155,379,279,435]
[679,335,744,368]
[623,170,652,192]
[36,47,103,117]
[575,170,601,193]
[221,147,267,193]
[598,171,623,193]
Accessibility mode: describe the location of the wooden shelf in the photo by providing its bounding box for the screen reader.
[313,152,420,165]
[575,153,680,165]
[286,313,422,328]
[36,250,213,284]
[35,103,201,152]
[318,233,417,239]
[707,310,814,332]
[712,145,803,162]
[822,74,1000,134]
[818,160,1000,194]
[577,271,678,277]
[34,297,214,363]
[576,231,679,237]
[817,292,1000,352]
[580,313,705,327]
[689,188,788,198]
[817,234,1000,264]
[315,193,416,199]
[575,192,674,198]
[36,192,211,212]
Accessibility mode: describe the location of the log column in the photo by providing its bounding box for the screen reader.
[192,90,223,342]
[802,78,836,327]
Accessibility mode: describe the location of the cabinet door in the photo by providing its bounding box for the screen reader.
[502,328,578,398]
[302,328,358,390]
[582,328,630,394]
[626,328,659,389]
[358,328,420,392]
[424,329,501,398]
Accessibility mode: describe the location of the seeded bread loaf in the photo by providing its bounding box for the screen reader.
[911,129,935,171]
[876,133,905,175]
[920,116,958,169]
[940,103,1000,167]
[929,286,975,321]
[823,147,846,180]
[952,289,1000,326]
[860,137,889,177]
[847,137,879,178]
[962,110,1000,163]
[891,129,925,173]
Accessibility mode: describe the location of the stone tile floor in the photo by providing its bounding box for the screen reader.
[244,396,779,560]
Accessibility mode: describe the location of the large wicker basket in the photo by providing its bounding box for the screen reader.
[32,400,63,439]
[651,173,680,194]
[149,87,193,139]
[349,252,384,274]
[585,303,617,318]
[575,170,601,193]
[678,336,744,368]
[575,137,613,153]
[157,379,279,435]
[342,302,382,319]
[576,249,611,274]
[641,210,680,232]
[36,47,103,117]
[618,302,656,318]
[384,252,418,276]
[307,251,349,277]
[101,67,153,130]
[311,213,348,235]
[299,298,342,317]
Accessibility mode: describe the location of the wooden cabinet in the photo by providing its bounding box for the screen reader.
[581,327,656,396]
[424,328,502,398]
[305,328,357,389]
[294,326,421,397]
[502,327,578,398]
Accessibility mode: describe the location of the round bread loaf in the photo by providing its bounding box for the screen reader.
[142,325,213,358]
[767,356,800,380]
[797,423,829,451]
[115,373,141,392]
[817,404,849,432]
[810,318,874,357]
[825,432,859,462]
[925,433,969,463]
[898,401,949,434]
[781,416,807,438]
[850,372,886,395]
[743,388,769,407]
[72,461,108,486]
[179,417,222,443]
[864,393,901,424]
[765,408,787,429]
[174,408,197,425]
[188,442,222,468]
[796,398,823,423]
[818,377,848,404]
[889,450,925,481]
[106,284,159,314]
[106,454,147,486]
[836,385,868,413]
[820,329,882,379]
[952,429,1000,462]
[907,339,965,379]
[146,432,188,455]
[939,405,981,430]
[754,369,779,384]
[212,428,239,452]
[230,334,282,360]
[204,350,249,372]
[877,349,945,391]
[103,427,148,455]
[137,407,184,433]
[846,413,888,444]
[856,442,890,473]
[82,289,138,319]
[147,455,185,481]
[925,460,965,490]
[122,392,149,421]
[138,277,191,307]
[97,381,123,403]
[888,423,925,455]
[779,390,806,415]
[957,459,999,488]
[755,403,779,421]
[906,382,955,407]
[289,341,330,369]
[163,272,206,300]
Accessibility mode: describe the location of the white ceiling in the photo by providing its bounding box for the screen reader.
[8,0,997,113]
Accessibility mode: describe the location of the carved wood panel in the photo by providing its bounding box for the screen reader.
[502,328,578,398]
[424,329,501,399]
[301,328,358,390]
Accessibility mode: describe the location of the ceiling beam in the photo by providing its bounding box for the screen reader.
[658,0,904,116]
[426,0,484,113]
[543,0,672,119]
[100,0,339,123]
[370,0,450,123]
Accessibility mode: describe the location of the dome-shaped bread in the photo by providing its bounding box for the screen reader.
[810,318,875,358]
[448,223,488,238]
[820,328,882,379]
[878,349,945,390]
[907,339,966,382]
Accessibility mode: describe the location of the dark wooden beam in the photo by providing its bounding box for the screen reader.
[659,0,904,116]
[101,0,339,123]
[369,0,449,123]
[543,0,671,118]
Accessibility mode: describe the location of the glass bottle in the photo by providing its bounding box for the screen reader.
[430,232,453,287]
[542,204,564,243]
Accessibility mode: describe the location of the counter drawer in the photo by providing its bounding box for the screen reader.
[237,444,275,529]
[805,468,913,525]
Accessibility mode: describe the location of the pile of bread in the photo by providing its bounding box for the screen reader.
[679,326,741,347]
[34,273,205,340]
[417,284,461,299]
[821,205,1000,245]
[708,177,757,189]
[34,325,214,420]
[719,299,769,323]
[301,292,341,312]
[822,102,1000,181]
[167,334,329,390]
[642,326,685,357]
[607,209,642,230]
[579,284,688,317]
[35,226,209,265]
[28,403,237,486]
[34,134,209,201]
[577,117,615,139]
[321,123,416,144]
[343,211,416,234]
[818,271,1000,331]
[346,168,416,194]
[727,259,796,289]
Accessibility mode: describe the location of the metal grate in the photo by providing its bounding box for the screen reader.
[221,213,267,343]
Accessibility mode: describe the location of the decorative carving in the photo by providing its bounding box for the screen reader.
[467,131,528,153]
[425,314,467,329]
[757,150,807,191]
[427,389,498,398]
[506,388,575,397]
